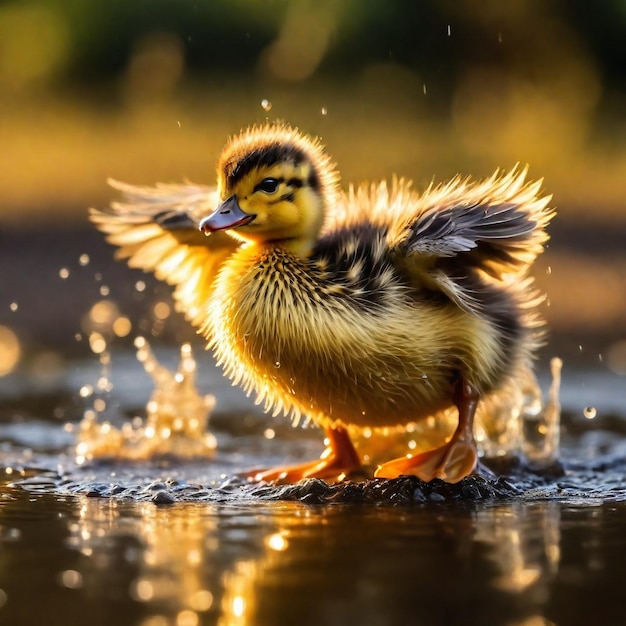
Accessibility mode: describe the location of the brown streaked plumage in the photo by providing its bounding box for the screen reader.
[90,123,555,483]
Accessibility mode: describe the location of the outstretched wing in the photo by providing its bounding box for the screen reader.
[384,167,554,313]
[390,166,554,275]
[89,179,239,329]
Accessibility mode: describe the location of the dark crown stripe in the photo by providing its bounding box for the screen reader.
[227,142,313,188]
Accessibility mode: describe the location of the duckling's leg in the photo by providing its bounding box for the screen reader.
[245,426,361,484]
[375,378,479,483]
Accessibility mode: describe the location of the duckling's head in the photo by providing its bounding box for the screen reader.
[200,124,339,255]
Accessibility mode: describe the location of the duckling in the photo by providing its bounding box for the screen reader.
[90,123,554,484]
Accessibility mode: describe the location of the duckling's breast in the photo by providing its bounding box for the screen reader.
[208,243,508,430]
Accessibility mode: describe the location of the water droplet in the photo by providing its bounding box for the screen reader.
[176,609,199,626]
[79,384,94,398]
[321,106,328,115]
[59,267,70,279]
[79,254,90,266]
[99,285,110,296]
[153,301,171,320]
[447,24,451,36]
[261,98,272,111]
[113,316,132,337]
[274,361,281,368]
[88,300,118,328]
[9,302,18,312]
[190,589,214,612]
[546,265,552,275]
[135,280,146,292]
[423,84,427,95]
[89,332,107,354]
[177,120,181,128]
[58,569,83,589]
[130,578,154,602]
[263,428,275,440]
[497,32,503,43]
[583,406,597,419]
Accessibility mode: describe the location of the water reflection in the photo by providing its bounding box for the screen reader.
[476,503,560,599]
[68,499,221,624]
[4,478,626,625]
[57,496,564,626]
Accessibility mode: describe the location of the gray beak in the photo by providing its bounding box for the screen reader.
[199,195,256,234]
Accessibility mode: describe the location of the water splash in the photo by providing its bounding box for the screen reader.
[522,358,562,462]
[583,406,597,420]
[354,358,562,466]
[478,358,562,463]
[76,337,216,463]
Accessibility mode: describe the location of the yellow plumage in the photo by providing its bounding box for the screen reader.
[90,123,555,483]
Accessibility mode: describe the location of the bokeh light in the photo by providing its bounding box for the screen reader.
[0,325,21,376]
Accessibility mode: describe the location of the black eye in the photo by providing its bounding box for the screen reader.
[256,178,280,194]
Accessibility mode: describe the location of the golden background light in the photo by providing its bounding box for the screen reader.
[0,325,21,376]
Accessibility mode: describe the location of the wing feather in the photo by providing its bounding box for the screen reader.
[328,167,554,315]
[90,180,239,330]
[390,166,554,314]
[389,166,555,278]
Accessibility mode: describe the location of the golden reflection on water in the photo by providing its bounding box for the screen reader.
[68,499,219,625]
[475,503,560,595]
[64,498,563,626]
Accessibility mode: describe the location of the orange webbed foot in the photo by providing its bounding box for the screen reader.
[243,426,361,484]
[376,376,480,484]
[374,440,478,483]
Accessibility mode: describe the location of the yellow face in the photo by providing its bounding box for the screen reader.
[203,124,340,254]
[222,161,323,246]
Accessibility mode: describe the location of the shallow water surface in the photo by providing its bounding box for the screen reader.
[3,480,626,626]
[1,351,626,625]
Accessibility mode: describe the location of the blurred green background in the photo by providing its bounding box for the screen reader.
[1,0,626,380]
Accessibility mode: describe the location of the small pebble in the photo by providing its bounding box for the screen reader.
[152,490,176,505]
